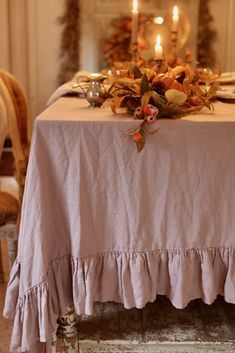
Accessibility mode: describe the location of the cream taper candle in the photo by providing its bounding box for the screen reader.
[131,0,139,43]
[154,35,163,60]
[172,5,179,32]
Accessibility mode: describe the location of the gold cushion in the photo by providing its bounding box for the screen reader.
[0,191,19,225]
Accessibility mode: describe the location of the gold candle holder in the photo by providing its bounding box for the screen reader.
[129,41,139,63]
[171,30,178,66]
[155,59,164,74]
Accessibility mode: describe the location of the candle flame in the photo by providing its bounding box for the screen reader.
[133,0,138,11]
[153,16,164,25]
[156,34,161,47]
[173,5,179,18]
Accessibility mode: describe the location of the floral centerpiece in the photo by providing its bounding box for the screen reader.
[108,65,219,152]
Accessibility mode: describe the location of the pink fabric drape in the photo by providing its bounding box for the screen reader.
[4,98,235,352]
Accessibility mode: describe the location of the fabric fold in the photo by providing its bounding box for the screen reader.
[4,247,235,352]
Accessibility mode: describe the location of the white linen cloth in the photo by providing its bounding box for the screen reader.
[4,97,235,353]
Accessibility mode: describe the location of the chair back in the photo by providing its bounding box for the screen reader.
[0,71,30,196]
[0,95,7,157]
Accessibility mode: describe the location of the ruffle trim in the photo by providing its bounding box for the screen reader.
[4,247,235,352]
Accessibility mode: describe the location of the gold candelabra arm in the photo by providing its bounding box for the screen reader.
[129,41,139,63]
[171,30,179,66]
[155,59,164,74]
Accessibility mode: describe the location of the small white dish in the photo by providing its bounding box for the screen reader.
[215,86,235,102]
[219,72,235,84]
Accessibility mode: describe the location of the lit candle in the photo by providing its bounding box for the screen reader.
[131,0,139,43]
[172,5,179,32]
[154,35,163,60]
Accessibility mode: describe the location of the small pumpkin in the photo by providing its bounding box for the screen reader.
[152,74,183,92]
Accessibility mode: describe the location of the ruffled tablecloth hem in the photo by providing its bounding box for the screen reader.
[4,247,235,352]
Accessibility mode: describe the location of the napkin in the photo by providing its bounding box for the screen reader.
[47,71,92,106]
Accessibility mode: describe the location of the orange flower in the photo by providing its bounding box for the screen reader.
[146,115,157,124]
[133,132,144,142]
[143,104,158,116]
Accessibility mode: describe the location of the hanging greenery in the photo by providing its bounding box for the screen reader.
[197,0,217,68]
[58,0,80,85]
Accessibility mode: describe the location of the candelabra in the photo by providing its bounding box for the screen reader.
[129,41,139,63]
[155,59,164,74]
[171,30,179,66]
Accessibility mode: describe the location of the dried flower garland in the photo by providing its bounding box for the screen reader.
[58,0,80,85]
[197,0,217,68]
[108,65,219,152]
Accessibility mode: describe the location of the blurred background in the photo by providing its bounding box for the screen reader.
[0,0,234,125]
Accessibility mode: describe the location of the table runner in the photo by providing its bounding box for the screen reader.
[3,97,235,353]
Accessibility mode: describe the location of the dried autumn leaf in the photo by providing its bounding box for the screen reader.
[204,101,214,111]
[151,91,165,105]
[137,140,145,153]
[194,83,206,98]
[117,77,140,88]
[183,83,192,97]
[127,127,139,136]
[142,68,157,81]
[165,89,187,105]
[112,89,133,97]
[113,95,129,110]
[133,65,143,79]
[140,73,150,94]
[111,104,116,114]
[206,82,220,100]
[147,127,160,135]
[141,91,154,107]
[141,91,164,107]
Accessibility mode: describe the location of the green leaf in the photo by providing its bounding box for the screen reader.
[133,66,143,79]
[165,89,187,105]
[140,73,150,95]
[136,141,145,153]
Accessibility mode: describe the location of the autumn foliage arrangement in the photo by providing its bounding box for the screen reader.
[108,65,219,152]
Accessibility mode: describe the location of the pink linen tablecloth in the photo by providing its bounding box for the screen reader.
[3,97,235,352]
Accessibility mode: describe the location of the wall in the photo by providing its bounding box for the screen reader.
[0,0,63,122]
[27,0,64,119]
[209,0,235,71]
[80,0,199,71]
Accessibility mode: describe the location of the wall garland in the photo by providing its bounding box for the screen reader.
[57,0,80,85]
[58,0,217,83]
[197,0,217,67]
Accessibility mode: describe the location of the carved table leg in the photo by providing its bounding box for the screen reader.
[51,331,57,353]
[56,304,79,353]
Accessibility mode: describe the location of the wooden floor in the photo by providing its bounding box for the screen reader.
[1,282,235,353]
[78,297,235,344]
[79,296,235,347]
[77,297,235,352]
